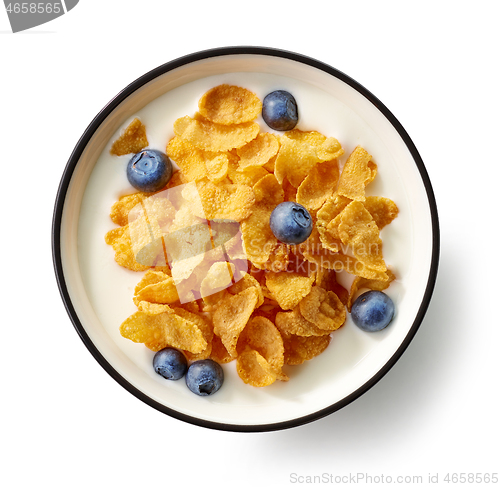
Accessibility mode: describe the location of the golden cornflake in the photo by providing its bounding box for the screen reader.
[266,271,315,310]
[364,196,399,230]
[299,286,346,331]
[198,84,262,125]
[119,311,207,353]
[338,201,386,272]
[337,146,377,201]
[173,115,259,152]
[105,226,151,272]
[281,333,331,365]
[133,270,179,306]
[297,159,340,211]
[276,307,331,337]
[237,316,285,374]
[195,180,255,221]
[316,192,351,252]
[237,133,279,169]
[110,193,145,227]
[110,118,148,156]
[212,286,260,357]
[275,136,322,188]
[236,348,278,387]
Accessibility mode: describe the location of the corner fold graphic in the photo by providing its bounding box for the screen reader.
[64,0,78,11]
[4,0,79,33]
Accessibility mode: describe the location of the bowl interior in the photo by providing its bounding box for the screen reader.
[56,50,437,431]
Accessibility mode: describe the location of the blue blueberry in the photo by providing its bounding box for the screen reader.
[270,201,313,245]
[262,90,298,131]
[185,359,224,396]
[153,348,187,380]
[127,149,172,192]
[351,291,395,332]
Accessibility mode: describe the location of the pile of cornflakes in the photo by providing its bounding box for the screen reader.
[105,84,399,387]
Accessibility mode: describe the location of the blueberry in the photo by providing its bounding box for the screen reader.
[153,348,187,380]
[351,291,395,332]
[185,359,224,396]
[270,201,313,245]
[127,149,172,192]
[262,90,298,131]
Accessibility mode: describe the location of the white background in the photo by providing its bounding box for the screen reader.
[1,1,499,486]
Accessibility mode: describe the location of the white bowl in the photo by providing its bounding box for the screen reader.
[52,47,439,432]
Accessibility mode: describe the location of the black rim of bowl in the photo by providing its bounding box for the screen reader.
[52,46,440,433]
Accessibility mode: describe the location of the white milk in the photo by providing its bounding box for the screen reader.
[77,72,410,412]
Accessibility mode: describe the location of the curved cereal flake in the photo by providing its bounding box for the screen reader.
[195,180,255,221]
[237,316,285,373]
[299,286,346,331]
[347,269,396,312]
[263,153,277,172]
[236,348,278,387]
[200,262,235,309]
[363,196,399,230]
[284,129,327,146]
[105,226,151,272]
[166,136,229,183]
[316,193,351,252]
[226,150,269,186]
[227,273,265,307]
[338,201,386,272]
[241,207,277,267]
[198,84,262,125]
[134,270,170,291]
[237,133,279,169]
[266,271,315,310]
[316,137,344,161]
[110,118,148,156]
[317,192,352,224]
[210,335,235,364]
[136,301,174,315]
[133,270,179,305]
[213,287,260,357]
[275,136,321,188]
[297,159,340,211]
[228,165,269,187]
[253,173,284,207]
[275,307,331,337]
[166,137,208,181]
[315,268,349,306]
[326,213,343,240]
[264,243,290,272]
[174,308,214,361]
[299,226,341,270]
[281,333,331,365]
[366,160,377,184]
[119,311,207,353]
[283,129,344,161]
[173,115,259,152]
[165,170,188,190]
[204,153,229,183]
[337,146,375,201]
[110,193,145,226]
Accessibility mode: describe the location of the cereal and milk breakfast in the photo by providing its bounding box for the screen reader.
[104,83,399,396]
